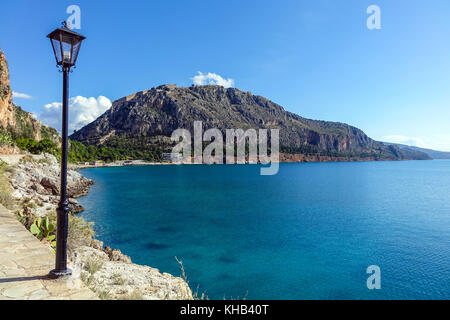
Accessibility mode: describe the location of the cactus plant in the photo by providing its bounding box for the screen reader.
[30,217,56,251]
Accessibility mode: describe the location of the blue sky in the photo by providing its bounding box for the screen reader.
[1,0,450,150]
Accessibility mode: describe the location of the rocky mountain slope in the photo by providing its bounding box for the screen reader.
[71,84,429,161]
[384,142,450,160]
[0,50,59,151]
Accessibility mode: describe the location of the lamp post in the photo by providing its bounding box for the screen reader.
[47,22,85,278]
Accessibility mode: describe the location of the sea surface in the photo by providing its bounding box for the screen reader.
[78,161,450,299]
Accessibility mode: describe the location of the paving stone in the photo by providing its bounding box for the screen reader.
[3,280,44,298]
[68,290,98,300]
[0,267,26,278]
[28,288,51,300]
[0,205,98,300]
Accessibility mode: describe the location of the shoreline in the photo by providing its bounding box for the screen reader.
[69,153,413,170]
[1,153,193,300]
[69,160,178,170]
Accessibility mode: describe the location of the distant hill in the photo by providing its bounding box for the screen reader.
[383,143,450,160]
[70,84,431,162]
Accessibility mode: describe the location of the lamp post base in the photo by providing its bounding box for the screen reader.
[49,268,72,279]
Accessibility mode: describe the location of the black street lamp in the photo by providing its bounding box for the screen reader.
[47,22,85,278]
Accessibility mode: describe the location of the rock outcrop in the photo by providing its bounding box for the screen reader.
[69,245,192,300]
[7,153,92,216]
[71,84,429,160]
[0,49,60,144]
[0,50,15,129]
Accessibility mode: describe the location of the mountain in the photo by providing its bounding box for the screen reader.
[383,143,450,160]
[70,84,430,162]
[0,50,59,150]
[407,146,450,159]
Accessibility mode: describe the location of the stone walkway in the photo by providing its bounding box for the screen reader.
[0,205,98,300]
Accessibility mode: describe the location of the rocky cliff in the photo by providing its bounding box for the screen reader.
[0,50,59,148]
[0,50,15,129]
[71,84,429,161]
[6,153,92,216]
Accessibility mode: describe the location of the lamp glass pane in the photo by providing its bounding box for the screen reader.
[51,38,62,64]
[62,41,72,64]
[71,41,81,65]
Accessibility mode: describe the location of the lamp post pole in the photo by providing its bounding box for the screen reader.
[50,66,72,278]
[47,22,85,279]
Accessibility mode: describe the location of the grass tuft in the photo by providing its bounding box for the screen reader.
[112,273,126,286]
[0,162,14,209]
[175,256,209,300]
[84,257,104,275]
[97,290,111,300]
[119,290,144,300]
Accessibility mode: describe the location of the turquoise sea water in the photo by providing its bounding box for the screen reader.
[78,161,450,299]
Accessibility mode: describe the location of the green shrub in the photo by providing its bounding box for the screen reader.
[0,162,14,208]
[67,136,169,163]
[0,172,13,208]
[46,211,95,252]
[0,159,10,170]
[67,214,95,251]
[15,138,59,157]
[15,208,36,229]
[12,106,35,139]
[0,130,13,146]
[40,125,59,141]
[0,160,14,174]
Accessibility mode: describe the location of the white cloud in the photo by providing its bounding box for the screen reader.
[192,72,235,88]
[12,91,32,99]
[378,134,450,152]
[39,96,111,133]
